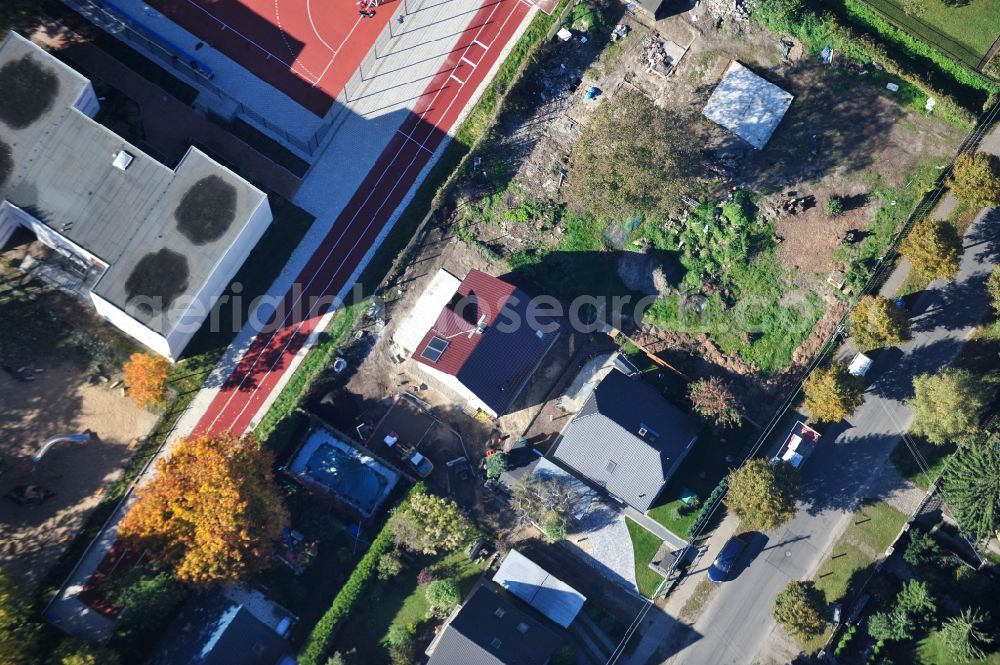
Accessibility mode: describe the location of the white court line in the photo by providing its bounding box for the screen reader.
[460,55,478,66]
[176,0,309,76]
[204,0,525,433]
[449,72,467,84]
[312,16,365,87]
[273,0,322,81]
[305,0,343,53]
[396,128,436,155]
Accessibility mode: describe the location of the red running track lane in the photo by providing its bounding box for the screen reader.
[144,0,397,115]
[193,0,531,437]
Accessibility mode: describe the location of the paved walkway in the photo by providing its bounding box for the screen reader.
[32,26,302,199]
[625,507,688,550]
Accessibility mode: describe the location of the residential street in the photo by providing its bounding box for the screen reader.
[660,181,1000,661]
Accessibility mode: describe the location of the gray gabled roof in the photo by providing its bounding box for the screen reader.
[428,585,563,665]
[551,369,700,511]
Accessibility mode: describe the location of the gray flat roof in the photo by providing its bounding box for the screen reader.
[0,32,266,335]
[492,550,586,628]
[702,61,793,150]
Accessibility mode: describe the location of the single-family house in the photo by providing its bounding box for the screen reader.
[425,583,564,665]
[550,369,701,512]
[0,32,272,359]
[393,269,560,417]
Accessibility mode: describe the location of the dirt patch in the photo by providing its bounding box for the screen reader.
[0,362,157,591]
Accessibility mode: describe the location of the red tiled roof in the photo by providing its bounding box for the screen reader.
[412,269,519,377]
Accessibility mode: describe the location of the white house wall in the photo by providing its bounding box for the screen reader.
[91,292,172,358]
[414,362,498,417]
[72,81,99,119]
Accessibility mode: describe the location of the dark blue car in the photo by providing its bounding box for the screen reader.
[707,535,748,583]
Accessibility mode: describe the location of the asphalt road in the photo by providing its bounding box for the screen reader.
[665,203,1000,664]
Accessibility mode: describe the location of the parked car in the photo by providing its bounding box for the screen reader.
[407,450,434,478]
[707,535,748,583]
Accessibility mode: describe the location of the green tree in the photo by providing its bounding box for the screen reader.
[939,608,992,662]
[569,89,699,219]
[485,452,509,480]
[908,368,986,445]
[425,579,461,618]
[903,529,941,568]
[850,296,910,351]
[688,376,743,428]
[384,624,415,665]
[773,581,826,639]
[900,218,962,283]
[376,550,403,581]
[803,363,865,423]
[948,152,1000,210]
[988,266,1000,311]
[391,492,473,555]
[725,459,802,530]
[868,609,913,642]
[942,443,1000,541]
[326,650,359,665]
[543,513,568,541]
[0,570,39,665]
[895,580,936,627]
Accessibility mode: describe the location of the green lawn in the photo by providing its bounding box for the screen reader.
[812,501,907,606]
[647,423,755,539]
[331,550,483,662]
[854,0,1000,67]
[918,629,1000,665]
[625,517,665,598]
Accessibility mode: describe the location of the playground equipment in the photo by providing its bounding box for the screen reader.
[32,432,93,464]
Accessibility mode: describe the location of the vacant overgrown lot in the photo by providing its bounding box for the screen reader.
[448,0,964,406]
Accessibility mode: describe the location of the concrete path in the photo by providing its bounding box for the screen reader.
[625,507,688,550]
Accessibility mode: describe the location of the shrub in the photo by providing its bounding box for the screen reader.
[484,452,508,479]
[687,477,728,539]
[392,492,473,555]
[299,485,424,665]
[543,512,568,541]
[416,566,437,586]
[48,639,121,665]
[425,579,462,618]
[826,196,844,216]
[109,567,188,655]
[987,266,1000,311]
[948,153,1000,209]
[867,610,912,641]
[385,625,415,665]
[376,550,403,581]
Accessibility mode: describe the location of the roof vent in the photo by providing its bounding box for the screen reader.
[494,608,506,619]
[516,622,529,634]
[490,638,503,649]
[475,314,487,335]
[112,150,134,171]
[638,427,648,437]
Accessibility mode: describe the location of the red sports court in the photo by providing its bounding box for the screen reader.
[144,0,399,115]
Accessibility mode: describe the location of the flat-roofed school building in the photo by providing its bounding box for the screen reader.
[0,32,272,359]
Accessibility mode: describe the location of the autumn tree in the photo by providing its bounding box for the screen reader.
[118,433,289,586]
[942,443,1000,541]
[908,368,986,445]
[48,639,121,665]
[569,89,699,219]
[773,581,826,639]
[0,570,39,665]
[900,218,962,283]
[988,266,1000,311]
[391,492,472,555]
[803,363,865,423]
[939,608,993,662]
[725,458,802,530]
[122,352,171,409]
[512,473,583,533]
[850,296,910,351]
[688,376,742,428]
[948,152,1000,210]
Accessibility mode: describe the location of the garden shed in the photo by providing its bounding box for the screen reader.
[702,60,794,150]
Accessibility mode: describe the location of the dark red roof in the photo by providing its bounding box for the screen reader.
[412,270,559,414]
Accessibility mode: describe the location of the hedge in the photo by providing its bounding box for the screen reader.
[687,477,729,539]
[297,484,425,665]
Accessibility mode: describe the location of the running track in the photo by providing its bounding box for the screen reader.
[193,0,532,437]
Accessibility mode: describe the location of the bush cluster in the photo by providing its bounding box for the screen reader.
[299,485,425,665]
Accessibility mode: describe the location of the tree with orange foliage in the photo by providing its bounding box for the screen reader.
[122,353,171,409]
[119,433,289,586]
